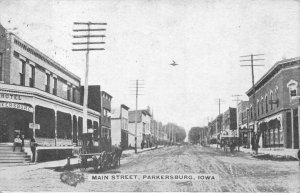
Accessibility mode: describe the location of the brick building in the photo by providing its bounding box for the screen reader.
[0,24,100,161]
[246,57,300,149]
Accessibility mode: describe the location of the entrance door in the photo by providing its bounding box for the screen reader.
[293,108,299,149]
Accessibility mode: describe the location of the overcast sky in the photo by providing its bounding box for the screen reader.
[0,0,299,131]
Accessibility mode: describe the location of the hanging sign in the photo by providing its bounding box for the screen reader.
[0,102,33,112]
[29,123,40,130]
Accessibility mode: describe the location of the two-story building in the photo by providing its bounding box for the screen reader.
[0,24,100,162]
[246,57,300,149]
[111,104,130,149]
[128,109,151,148]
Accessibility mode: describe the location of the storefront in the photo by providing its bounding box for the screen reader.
[0,83,100,146]
[259,114,284,148]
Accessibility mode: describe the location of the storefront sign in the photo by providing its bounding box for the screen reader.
[0,93,22,100]
[0,102,33,112]
[29,123,40,129]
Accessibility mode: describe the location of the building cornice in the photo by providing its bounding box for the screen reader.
[246,57,300,96]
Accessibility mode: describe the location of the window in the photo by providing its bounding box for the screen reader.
[270,92,273,110]
[45,73,50,92]
[287,80,298,98]
[250,106,253,120]
[257,101,260,116]
[261,98,264,115]
[29,65,35,87]
[72,87,76,102]
[53,77,57,95]
[0,53,3,81]
[265,96,268,113]
[19,60,26,86]
[67,85,71,101]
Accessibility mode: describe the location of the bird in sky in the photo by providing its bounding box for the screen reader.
[170,60,179,66]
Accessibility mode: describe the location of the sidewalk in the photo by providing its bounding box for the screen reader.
[209,144,299,160]
[122,145,164,157]
[0,145,165,170]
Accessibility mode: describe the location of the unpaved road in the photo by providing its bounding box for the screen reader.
[0,145,299,192]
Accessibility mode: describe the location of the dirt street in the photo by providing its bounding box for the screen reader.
[0,145,299,192]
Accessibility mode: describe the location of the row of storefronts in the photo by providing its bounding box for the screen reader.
[208,57,300,150]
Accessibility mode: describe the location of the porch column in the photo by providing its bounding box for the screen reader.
[54,110,57,146]
[291,109,294,149]
[71,114,73,143]
[32,105,36,138]
[298,106,300,149]
[32,97,36,138]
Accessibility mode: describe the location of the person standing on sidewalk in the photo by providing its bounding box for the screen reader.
[30,137,37,162]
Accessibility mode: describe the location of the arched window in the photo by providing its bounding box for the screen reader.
[287,80,298,98]
[265,95,268,113]
[257,100,260,117]
[270,92,273,110]
[261,98,264,115]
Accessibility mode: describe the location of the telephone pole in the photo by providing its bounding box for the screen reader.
[240,54,264,152]
[232,94,242,138]
[215,98,225,115]
[129,80,145,153]
[215,98,224,137]
[72,22,106,135]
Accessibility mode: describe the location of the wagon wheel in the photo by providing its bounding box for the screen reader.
[92,156,99,171]
[79,156,88,171]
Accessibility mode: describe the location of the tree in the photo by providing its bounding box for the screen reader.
[188,127,201,144]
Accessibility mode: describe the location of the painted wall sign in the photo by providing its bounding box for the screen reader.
[0,102,33,112]
[0,93,22,100]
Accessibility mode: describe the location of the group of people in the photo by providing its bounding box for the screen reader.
[13,134,38,162]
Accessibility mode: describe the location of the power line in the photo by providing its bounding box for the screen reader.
[72,21,107,135]
[215,98,225,115]
[232,94,242,138]
[240,53,264,152]
[129,79,145,153]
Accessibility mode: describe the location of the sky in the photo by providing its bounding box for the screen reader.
[0,0,299,132]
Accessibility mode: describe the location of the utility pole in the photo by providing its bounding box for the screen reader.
[129,80,145,153]
[240,54,264,152]
[232,94,242,138]
[72,22,106,135]
[215,98,224,139]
